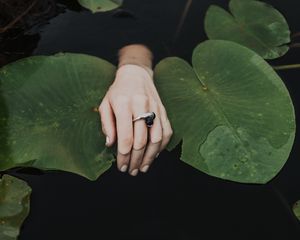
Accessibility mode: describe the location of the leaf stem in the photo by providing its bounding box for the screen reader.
[270,185,300,227]
[0,0,38,33]
[289,43,300,48]
[273,64,300,70]
[291,32,300,39]
[173,0,193,45]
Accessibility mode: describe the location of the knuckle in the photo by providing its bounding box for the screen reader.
[160,105,167,116]
[150,132,163,144]
[132,94,149,105]
[118,148,131,156]
[112,95,130,106]
[164,130,173,139]
[118,139,133,154]
[134,138,147,150]
[151,136,163,144]
[120,137,133,148]
[150,99,159,106]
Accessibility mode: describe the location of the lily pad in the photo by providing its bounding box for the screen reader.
[293,200,300,221]
[0,53,116,180]
[0,41,296,184]
[78,0,123,13]
[0,174,31,240]
[154,40,295,184]
[204,0,291,59]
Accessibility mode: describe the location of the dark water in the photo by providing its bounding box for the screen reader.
[2,0,300,239]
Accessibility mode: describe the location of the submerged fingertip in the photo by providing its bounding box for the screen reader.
[130,169,139,176]
[140,165,149,173]
[120,165,128,172]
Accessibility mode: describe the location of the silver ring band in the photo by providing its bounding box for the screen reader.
[132,112,156,127]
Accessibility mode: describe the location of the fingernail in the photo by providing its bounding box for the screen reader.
[130,169,139,176]
[105,136,110,146]
[155,152,160,158]
[140,165,149,173]
[120,165,128,172]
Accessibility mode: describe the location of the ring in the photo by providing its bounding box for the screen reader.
[132,112,156,127]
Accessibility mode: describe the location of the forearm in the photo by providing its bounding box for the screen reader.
[117,44,154,77]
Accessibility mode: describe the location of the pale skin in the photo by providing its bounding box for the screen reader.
[98,44,173,176]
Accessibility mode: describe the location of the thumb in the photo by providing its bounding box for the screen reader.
[98,99,116,147]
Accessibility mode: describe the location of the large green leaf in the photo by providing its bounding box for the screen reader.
[204,0,291,59]
[0,41,296,184]
[293,200,300,221]
[78,0,123,13]
[0,53,116,180]
[0,174,31,240]
[154,40,295,184]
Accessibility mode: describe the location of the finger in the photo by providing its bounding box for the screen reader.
[158,106,173,153]
[129,95,149,176]
[140,101,162,173]
[111,96,133,172]
[98,97,116,147]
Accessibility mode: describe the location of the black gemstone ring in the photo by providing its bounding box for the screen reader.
[132,112,156,127]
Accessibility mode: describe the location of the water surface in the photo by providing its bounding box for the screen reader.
[3,0,300,239]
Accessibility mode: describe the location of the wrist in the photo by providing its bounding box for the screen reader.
[116,64,154,80]
[118,44,153,69]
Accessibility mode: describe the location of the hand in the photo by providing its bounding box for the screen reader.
[98,64,173,176]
